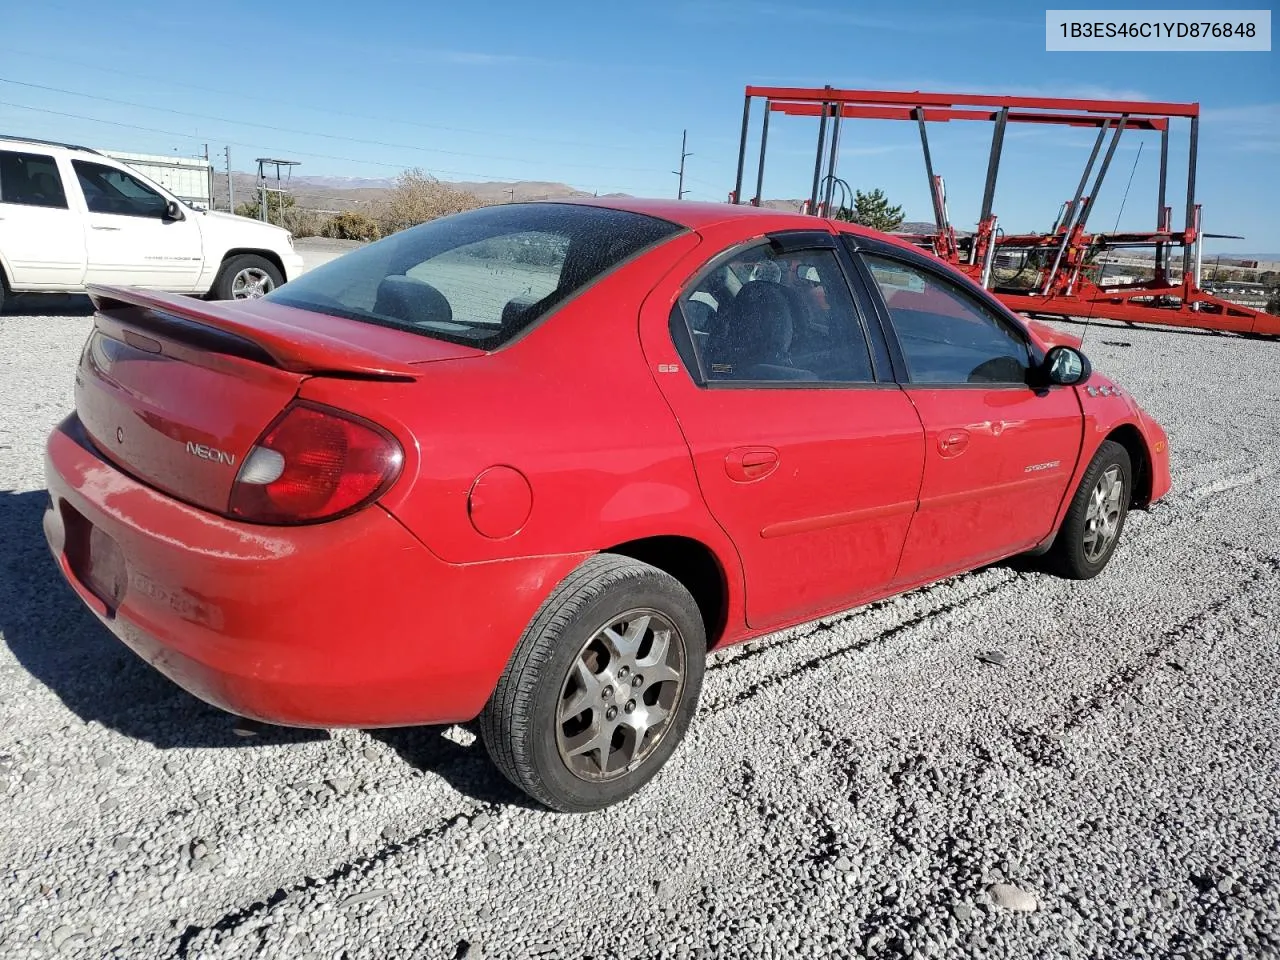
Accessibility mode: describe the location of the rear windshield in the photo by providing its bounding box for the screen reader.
[267,203,684,349]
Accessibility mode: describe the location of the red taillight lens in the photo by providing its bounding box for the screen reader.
[228,402,403,524]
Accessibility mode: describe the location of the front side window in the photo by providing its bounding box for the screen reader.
[862,253,1031,385]
[0,150,68,208]
[674,243,874,384]
[72,160,169,218]
[268,203,682,349]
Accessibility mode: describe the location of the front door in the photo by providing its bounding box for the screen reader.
[72,159,204,291]
[0,149,85,289]
[643,230,925,629]
[855,247,1083,584]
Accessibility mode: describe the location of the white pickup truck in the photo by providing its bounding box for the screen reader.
[0,135,305,312]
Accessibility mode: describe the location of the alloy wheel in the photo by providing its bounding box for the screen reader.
[231,267,275,299]
[1083,464,1125,562]
[556,609,686,781]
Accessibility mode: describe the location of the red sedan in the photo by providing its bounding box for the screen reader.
[43,199,1171,811]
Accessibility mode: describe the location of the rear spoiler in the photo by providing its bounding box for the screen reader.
[87,285,423,381]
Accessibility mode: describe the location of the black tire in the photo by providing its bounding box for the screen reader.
[210,254,284,301]
[1043,440,1132,580]
[479,554,706,812]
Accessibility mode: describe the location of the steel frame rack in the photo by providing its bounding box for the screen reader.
[731,85,1278,338]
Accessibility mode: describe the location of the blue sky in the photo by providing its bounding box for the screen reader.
[1,0,1276,252]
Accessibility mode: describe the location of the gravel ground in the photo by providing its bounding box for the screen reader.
[2,306,1278,960]
[293,237,363,275]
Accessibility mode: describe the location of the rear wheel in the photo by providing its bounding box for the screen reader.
[211,254,283,301]
[479,555,706,812]
[1043,440,1132,579]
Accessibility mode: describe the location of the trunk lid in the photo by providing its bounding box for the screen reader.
[76,287,478,514]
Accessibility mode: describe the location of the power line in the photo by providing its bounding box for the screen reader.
[0,100,650,193]
[0,77,665,176]
[0,46,639,152]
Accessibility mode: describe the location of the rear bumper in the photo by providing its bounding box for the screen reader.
[43,414,588,728]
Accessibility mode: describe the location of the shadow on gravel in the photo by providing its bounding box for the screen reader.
[1,489,530,805]
[3,293,95,317]
[0,488,323,749]
[368,725,540,809]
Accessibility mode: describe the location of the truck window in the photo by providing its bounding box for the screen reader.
[72,160,168,218]
[0,150,69,208]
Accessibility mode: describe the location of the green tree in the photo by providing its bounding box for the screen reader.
[835,188,905,232]
[235,191,296,224]
[1266,290,1280,317]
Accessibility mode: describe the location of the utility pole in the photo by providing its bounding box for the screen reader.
[508,187,515,203]
[673,130,692,200]
[202,144,212,212]
[224,146,234,212]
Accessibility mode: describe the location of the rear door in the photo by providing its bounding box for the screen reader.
[850,241,1082,584]
[0,148,85,289]
[641,225,925,630]
[72,159,204,291]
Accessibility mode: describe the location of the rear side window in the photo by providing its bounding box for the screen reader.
[674,242,875,384]
[267,203,684,349]
[0,150,68,208]
[72,160,169,218]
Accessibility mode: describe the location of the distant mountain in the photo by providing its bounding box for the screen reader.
[287,175,397,190]
[205,174,983,240]
[209,172,607,214]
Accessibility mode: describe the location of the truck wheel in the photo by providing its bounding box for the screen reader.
[211,255,284,301]
[479,555,706,812]
[1043,440,1132,580]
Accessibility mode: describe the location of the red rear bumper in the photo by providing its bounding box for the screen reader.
[43,415,587,728]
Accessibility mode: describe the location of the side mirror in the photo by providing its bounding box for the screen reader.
[163,200,185,222]
[1041,345,1091,386]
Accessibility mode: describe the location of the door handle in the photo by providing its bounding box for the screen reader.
[937,428,970,458]
[725,446,779,482]
[91,226,122,231]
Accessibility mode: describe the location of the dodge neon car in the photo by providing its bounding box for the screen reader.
[44,199,1170,811]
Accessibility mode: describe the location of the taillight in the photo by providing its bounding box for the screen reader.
[228,402,403,524]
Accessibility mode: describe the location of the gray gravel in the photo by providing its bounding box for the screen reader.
[2,305,1279,959]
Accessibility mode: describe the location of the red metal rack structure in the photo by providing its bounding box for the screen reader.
[731,85,1280,337]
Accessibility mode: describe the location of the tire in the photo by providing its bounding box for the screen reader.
[1043,440,1132,580]
[479,554,707,812]
[210,254,284,301]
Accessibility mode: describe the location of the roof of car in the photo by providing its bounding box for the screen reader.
[0,134,101,155]
[556,195,889,238]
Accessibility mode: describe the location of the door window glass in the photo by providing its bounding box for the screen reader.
[675,244,874,384]
[863,254,1031,384]
[0,150,68,208]
[72,160,169,218]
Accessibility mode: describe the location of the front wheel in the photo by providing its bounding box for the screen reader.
[210,254,284,301]
[1043,440,1132,579]
[479,555,706,812]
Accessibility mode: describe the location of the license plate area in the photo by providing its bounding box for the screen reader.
[61,501,128,614]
